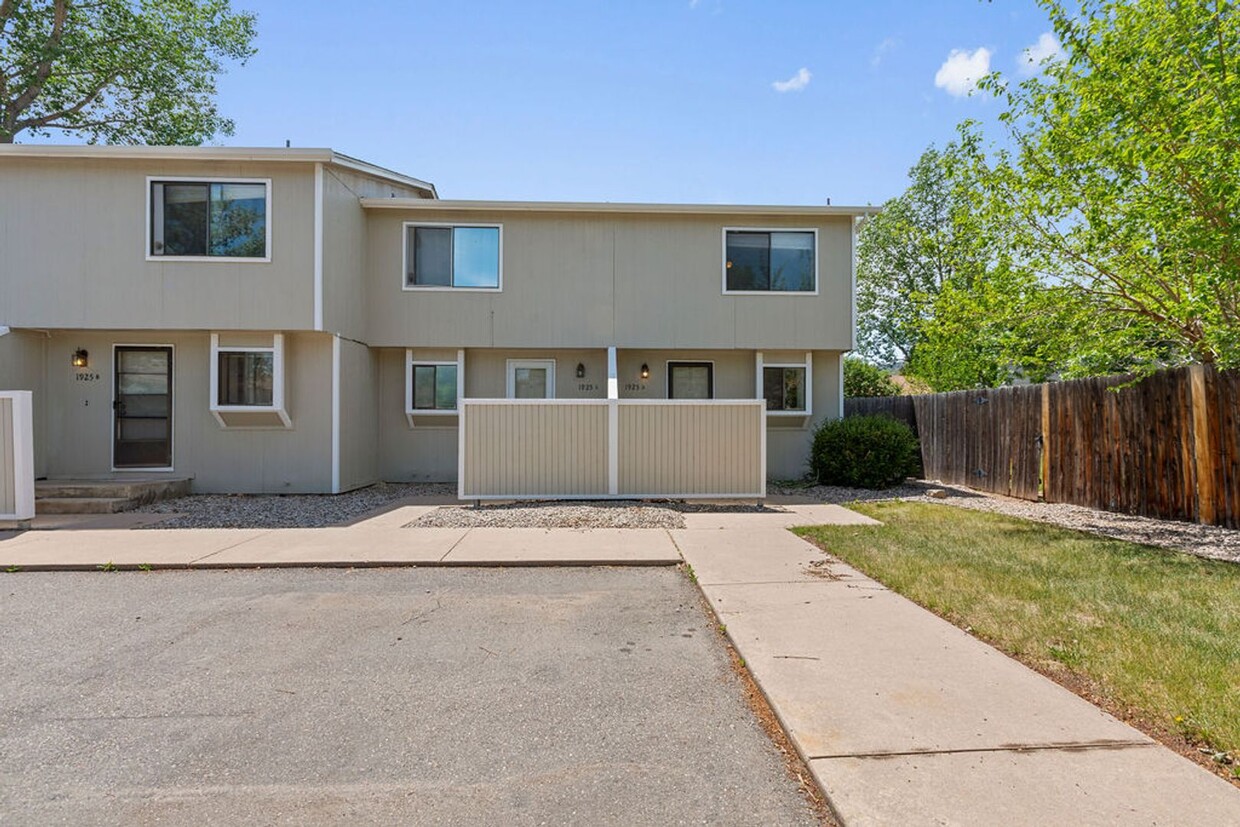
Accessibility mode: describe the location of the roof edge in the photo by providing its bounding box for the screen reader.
[358,198,878,216]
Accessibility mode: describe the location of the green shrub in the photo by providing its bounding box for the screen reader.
[843,357,900,398]
[811,415,920,489]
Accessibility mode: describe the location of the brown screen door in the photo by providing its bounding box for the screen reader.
[114,347,173,468]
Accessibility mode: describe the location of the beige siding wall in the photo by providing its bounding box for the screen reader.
[365,210,854,350]
[376,348,459,482]
[464,348,609,399]
[36,330,333,492]
[321,169,432,342]
[0,158,315,331]
[615,349,754,399]
[460,401,609,498]
[618,402,765,497]
[0,331,48,477]
[766,350,843,480]
[337,336,380,491]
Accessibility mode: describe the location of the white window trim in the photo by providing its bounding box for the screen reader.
[760,352,813,416]
[401,221,503,292]
[506,359,556,399]
[146,176,273,263]
[209,333,290,427]
[721,227,819,296]
[406,349,465,427]
[665,360,715,400]
[111,342,176,473]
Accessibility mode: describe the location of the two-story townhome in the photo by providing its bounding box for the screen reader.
[0,145,872,500]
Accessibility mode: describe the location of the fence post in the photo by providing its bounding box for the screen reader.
[1040,383,1051,502]
[1188,365,1217,525]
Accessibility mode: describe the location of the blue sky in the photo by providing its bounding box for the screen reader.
[210,0,1059,205]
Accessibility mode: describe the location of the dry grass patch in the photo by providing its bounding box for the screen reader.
[795,501,1240,782]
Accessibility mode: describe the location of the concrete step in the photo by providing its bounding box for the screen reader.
[35,497,135,515]
[35,478,191,504]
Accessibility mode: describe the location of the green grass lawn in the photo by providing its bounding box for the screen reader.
[795,502,1240,776]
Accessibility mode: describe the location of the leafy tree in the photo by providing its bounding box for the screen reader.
[977,0,1240,369]
[843,357,900,398]
[0,0,257,144]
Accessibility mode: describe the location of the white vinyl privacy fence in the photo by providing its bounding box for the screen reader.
[0,391,35,521]
[458,398,766,500]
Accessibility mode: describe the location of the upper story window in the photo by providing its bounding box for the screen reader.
[405,224,501,290]
[724,229,816,293]
[150,179,270,260]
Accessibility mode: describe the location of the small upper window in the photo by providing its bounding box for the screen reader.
[406,225,500,289]
[725,230,815,292]
[151,181,268,259]
[763,366,806,412]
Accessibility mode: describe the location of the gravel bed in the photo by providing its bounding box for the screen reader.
[773,480,1240,564]
[409,501,689,529]
[137,482,453,529]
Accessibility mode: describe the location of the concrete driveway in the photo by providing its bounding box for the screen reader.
[0,567,817,825]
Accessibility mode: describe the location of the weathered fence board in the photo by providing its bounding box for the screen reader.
[845,365,1239,528]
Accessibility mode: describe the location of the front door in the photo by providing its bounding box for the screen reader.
[113,347,173,468]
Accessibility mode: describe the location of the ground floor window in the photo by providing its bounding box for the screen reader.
[667,362,713,399]
[218,351,274,406]
[411,363,458,410]
[209,333,289,427]
[507,359,555,399]
[763,366,806,412]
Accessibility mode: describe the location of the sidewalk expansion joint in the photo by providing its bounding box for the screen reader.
[438,528,472,562]
[187,531,276,565]
[808,739,1155,762]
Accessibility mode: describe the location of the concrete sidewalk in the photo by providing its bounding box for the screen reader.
[676,524,1240,825]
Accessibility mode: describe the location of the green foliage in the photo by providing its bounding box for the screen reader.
[976,0,1240,370]
[811,415,919,489]
[843,357,900,397]
[0,0,257,144]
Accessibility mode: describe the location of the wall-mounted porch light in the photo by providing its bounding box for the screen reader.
[640,363,650,380]
[576,362,586,379]
[71,348,89,368]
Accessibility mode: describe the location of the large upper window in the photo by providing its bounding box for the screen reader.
[151,180,269,259]
[724,230,816,293]
[405,224,501,289]
[668,362,713,400]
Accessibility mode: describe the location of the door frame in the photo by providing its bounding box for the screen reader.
[505,359,556,399]
[111,343,176,472]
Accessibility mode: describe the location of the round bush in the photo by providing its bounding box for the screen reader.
[811,415,920,489]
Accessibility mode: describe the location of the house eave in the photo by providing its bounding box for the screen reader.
[359,198,879,217]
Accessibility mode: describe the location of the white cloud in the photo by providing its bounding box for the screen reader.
[871,37,899,68]
[772,67,812,93]
[934,47,991,97]
[1017,32,1064,75]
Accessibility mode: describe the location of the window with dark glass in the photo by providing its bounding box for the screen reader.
[406,225,500,288]
[763,366,807,411]
[668,362,713,399]
[411,364,458,410]
[725,230,815,292]
[217,351,274,406]
[151,181,267,258]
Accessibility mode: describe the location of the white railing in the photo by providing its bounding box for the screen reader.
[459,398,766,500]
[0,391,35,521]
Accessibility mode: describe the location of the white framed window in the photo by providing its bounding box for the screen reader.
[405,349,465,428]
[403,223,502,291]
[148,177,272,262]
[756,352,813,416]
[667,361,714,399]
[506,359,555,399]
[723,228,818,294]
[210,333,289,426]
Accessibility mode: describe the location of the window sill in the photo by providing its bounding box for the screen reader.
[402,285,501,293]
[767,409,811,416]
[406,410,459,429]
[724,289,818,297]
[149,255,271,264]
[211,406,291,429]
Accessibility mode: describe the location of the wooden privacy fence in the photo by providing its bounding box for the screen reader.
[845,365,1240,528]
[458,398,766,500]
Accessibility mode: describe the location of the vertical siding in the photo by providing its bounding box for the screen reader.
[617,402,764,497]
[0,397,13,515]
[460,402,609,497]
